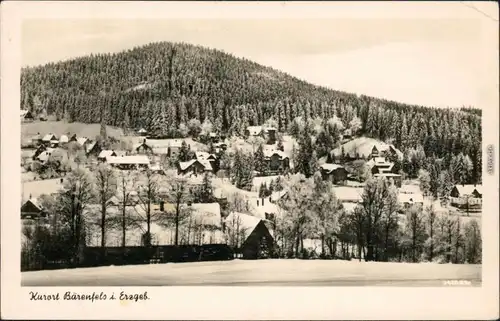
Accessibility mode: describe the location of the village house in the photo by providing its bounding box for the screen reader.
[450,184,482,211]
[58,132,77,145]
[224,212,275,259]
[21,198,46,219]
[137,128,148,136]
[177,159,213,176]
[367,156,395,175]
[97,150,117,162]
[85,141,101,157]
[41,133,58,146]
[331,137,403,161]
[134,139,153,155]
[106,155,150,170]
[32,145,47,160]
[263,150,290,174]
[319,163,349,184]
[77,137,90,148]
[245,126,278,144]
[196,151,219,172]
[21,109,35,123]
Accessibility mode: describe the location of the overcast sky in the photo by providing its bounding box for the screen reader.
[22,18,490,108]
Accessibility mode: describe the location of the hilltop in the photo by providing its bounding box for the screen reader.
[21,41,481,163]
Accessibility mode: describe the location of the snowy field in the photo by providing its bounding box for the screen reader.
[22,259,481,286]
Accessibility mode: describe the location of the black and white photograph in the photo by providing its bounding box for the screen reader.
[2,1,499,320]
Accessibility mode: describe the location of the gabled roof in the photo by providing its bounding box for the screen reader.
[37,151,52,162]
[85,141,98,153]
[138,128,148,133]
[195,151,217,161]
[21,198,43,212]
[247,126,263,136]
[332,137,403,159]
[42,133,57,141]
[98,150,117,159]
[454,185,482,196]
[320,163,346,174]
[178,159,212,171]
[77,137,89,146]
[225,212,264,239]
[106,155,150,165]
[59,135,69,143]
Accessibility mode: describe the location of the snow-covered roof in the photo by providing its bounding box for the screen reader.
[20,109,29,117]
[454,185,482,196]
[264,150,288,159]
[22,198,43,211]
[138,128,147,133]
[178,159,212,171]
[225,212,263,238]
[98,150,116,159]
[247,126,263,136]
[320,163,345,174]
[332,137,403,159]
[42,133,57,141]
[77,137,89,146]
[37,151,52,162]
[195,151,216,161]
[59,135,69,143]
[85,142,97,153]
[106,155,150,165]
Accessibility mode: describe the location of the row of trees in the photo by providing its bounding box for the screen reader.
[21,41,481,184]
[272,174,482,264]
[22,164,212,268]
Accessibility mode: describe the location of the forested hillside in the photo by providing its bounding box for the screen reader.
[21,41,482,182]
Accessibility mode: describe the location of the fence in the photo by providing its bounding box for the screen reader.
[21,244,234,272]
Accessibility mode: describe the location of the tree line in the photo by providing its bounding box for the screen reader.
[21,41,481,183]
[273,173,481,264]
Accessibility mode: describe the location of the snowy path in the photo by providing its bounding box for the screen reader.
[22,259,481,286]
